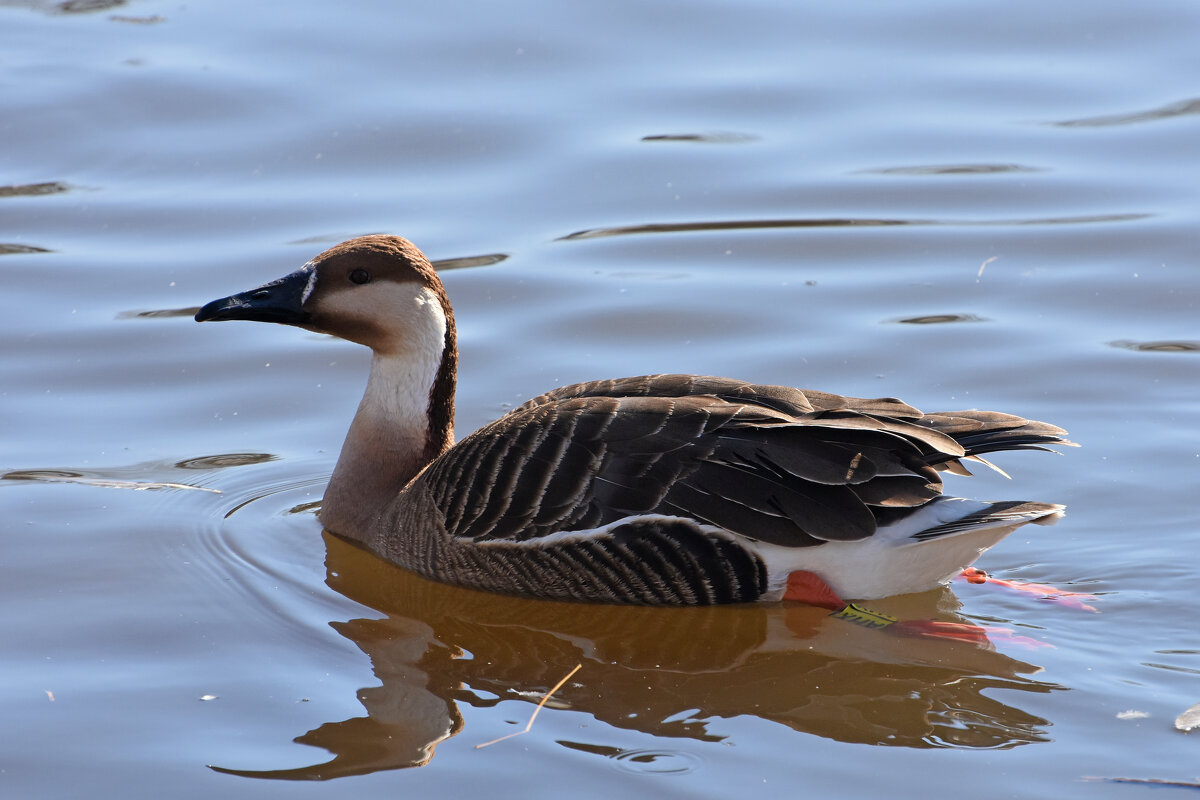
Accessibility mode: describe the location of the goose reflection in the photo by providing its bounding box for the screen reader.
[212,533,1058,780]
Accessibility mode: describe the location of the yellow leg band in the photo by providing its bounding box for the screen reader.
[830,602,897,629]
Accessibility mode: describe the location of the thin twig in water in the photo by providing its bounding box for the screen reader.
[475,664,582,749]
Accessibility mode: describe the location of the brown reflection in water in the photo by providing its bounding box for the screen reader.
[175,453,277,470]
[1109,339,1200,353]
[117,307,206,320]
[558,213,1150,241]
[859,164,1041,176]
[55,0,125,14]
[1,467,221,493]
[560,218,921,241]
[5,0,130,14]
[212,534,1059,781]
[1053,96,1200,127]
[109,13,162,23]
[0,453,275,492]
[0,181,70,197]
[641,132,759,144]
[0,243,52,255]
[430,253,507,271]
[891,313,987,325]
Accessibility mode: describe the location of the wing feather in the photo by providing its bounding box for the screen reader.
[416,375,1071,550]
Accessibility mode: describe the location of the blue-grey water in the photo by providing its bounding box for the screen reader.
[3,1,1199,797]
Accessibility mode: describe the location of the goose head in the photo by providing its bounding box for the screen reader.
[195,234,456,358]
[196,235,459,535]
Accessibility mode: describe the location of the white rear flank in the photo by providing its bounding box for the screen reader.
[750,497,1063,600]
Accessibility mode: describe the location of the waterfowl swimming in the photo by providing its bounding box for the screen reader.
[196,235,1072,607]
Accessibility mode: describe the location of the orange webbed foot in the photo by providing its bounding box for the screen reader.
[956,568,1098,612]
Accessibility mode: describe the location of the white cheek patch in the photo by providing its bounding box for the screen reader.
[300,262,319,305]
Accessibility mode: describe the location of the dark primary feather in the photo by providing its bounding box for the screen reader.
[909,500,1064,541]
[417,374,1072,548]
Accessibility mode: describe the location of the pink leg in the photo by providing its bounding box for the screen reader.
[782,570,847,611]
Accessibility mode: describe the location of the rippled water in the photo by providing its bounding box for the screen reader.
[4,0,1200,797]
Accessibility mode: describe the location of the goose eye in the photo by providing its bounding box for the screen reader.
[349,269,371,285]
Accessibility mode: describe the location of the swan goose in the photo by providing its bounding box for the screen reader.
[195,235,1072,607]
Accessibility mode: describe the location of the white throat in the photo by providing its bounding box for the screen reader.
[358,284,448,433]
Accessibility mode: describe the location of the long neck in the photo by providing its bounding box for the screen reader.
[320,292,456,541]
